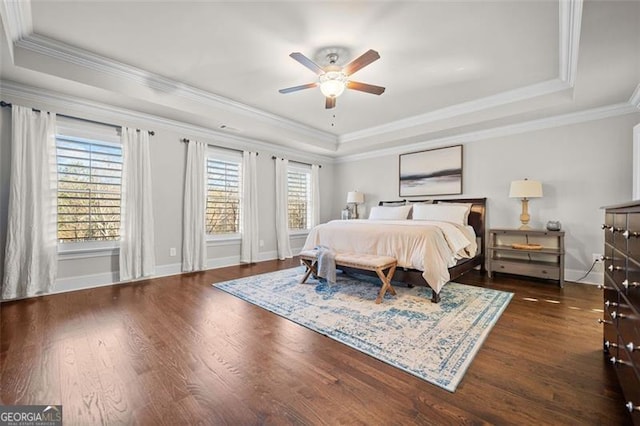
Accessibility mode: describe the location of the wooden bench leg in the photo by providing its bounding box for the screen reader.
[300,258,317,284]
[386,266,397,296]
[375,265,397,304]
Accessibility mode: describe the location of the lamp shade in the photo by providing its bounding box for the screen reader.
[347,191,364,204]
[509,179,543,198]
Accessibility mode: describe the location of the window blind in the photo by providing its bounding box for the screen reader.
[287,169,311,230]
[56,135,122,242]
[206,158,241,234]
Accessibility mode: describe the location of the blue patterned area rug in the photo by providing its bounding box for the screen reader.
[213,266,512,392]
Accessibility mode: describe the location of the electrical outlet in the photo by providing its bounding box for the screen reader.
[592,253,603,262]
[170,247,177,257]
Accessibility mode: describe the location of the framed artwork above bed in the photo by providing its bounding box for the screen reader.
[399,145,463,197]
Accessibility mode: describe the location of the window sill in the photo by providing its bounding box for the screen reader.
[289,230,310,237]
[207,235,241,247]
[58,246,119,260]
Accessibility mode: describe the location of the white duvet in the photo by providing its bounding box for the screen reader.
[302,219,477,294]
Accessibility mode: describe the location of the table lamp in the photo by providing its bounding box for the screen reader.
[347,191,364,219]
[509,179,543,229]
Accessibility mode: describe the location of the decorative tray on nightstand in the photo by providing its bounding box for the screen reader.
[511,243,543,250]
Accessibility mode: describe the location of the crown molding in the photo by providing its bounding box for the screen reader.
[0,79,335,165]
[0,0,31,41]
[14,34,337,146]
[0,0,32,59]
[336,102,639,163]
[630,83,640,109]
[339,0,581,146]
[338,79,570,144]
[5,77,633,166]
[1,0,604,159]
[559,0,583,86]
[9,0,581,152]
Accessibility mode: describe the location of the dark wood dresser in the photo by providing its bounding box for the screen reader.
[602,201,640,423]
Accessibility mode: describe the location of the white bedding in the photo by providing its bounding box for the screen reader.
[302,219,477,294]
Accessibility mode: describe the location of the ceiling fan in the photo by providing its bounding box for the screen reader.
[279,49,385,109]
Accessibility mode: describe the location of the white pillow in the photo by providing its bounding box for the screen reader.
[412,204,469,225]
[404,200,432,219]
[437,202,473,224]
[368,205,413,220]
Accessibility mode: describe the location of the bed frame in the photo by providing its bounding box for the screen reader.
[340,197,487,303]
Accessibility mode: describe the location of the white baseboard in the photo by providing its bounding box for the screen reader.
[48,250,292,298]
[155,262,183,277]
[53,261,183,295]
[206,255,242,270]
[54,270,120,294]
[19,251,601,300]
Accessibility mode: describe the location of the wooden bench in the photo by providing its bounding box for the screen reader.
[299,250,398,304]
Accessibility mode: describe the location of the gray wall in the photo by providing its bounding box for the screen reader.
[2,100,638,294]
[0,106,335,295]
[332,113,640,282]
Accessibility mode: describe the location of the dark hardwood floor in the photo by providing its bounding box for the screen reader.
[0,259,631,425]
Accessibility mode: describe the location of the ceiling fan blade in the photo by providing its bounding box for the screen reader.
[346,81,386,95]
[290,52,324,75]
[279,82,318,94]
[325,97,336,109]
[343,49,380,76]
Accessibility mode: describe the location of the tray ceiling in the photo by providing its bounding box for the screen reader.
[0,0,638,156]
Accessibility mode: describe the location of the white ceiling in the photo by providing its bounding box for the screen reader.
[0,0,638,157]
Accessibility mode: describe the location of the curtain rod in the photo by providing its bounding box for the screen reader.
[0,101,155,136]
[271,155,321,168]
[180,138,258,155]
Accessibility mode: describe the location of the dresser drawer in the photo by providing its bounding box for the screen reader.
[625,258,640,310]
[605,213,627,251]
[628,213,640,258]
[613,341,640,424]
[604,322,619,355]
[605,248,627,291]
[618,293,640,349]
[619,330,640,376]
[602,276,620,353]
[605,212,616,246]
[491,259,559,280]
[605,301,620,325]
[614,213,628,253]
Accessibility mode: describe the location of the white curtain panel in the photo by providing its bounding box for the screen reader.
[240,151,259,263]
[275,157,292,259]
[119,127,156,281]
[182,140,207,272]
[311,164,320,228]
[2,106,57,299]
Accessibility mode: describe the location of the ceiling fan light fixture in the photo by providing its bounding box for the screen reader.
[319,71,347,98]
[280,49,384,108]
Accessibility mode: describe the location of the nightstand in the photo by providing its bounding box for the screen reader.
[487,228,565,287]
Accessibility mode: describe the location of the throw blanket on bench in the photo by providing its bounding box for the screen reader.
[315,245,337,284]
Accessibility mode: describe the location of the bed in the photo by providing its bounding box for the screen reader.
[301,198,486,303]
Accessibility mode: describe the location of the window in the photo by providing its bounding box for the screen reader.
[56,135,123,243]
[287,165,311,231]
[206,150,242,236]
